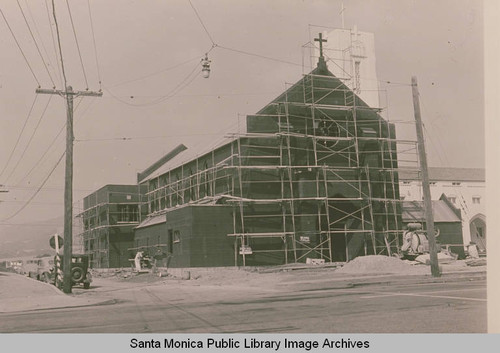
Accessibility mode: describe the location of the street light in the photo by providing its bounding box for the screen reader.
[201,54,211,78]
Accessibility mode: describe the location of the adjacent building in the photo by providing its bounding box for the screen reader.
[402,194,465,258]
[77,184,147,268]
[399,167,486,252]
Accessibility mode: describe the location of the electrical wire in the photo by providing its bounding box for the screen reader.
[23,0,60,86]
[15,97,94,187]
[66,0,89,89]
[217,45,302,67]
[104,61,201,107]
[52,0,68,90]
[108,55,201,88]
[0,6,41,86]
[0,95,39,179]
[45,0,63,88]
[100,90,280,99]
[5,185,92,192]
[2,151,65,222]
[16,0,56,88]
[188,0,216,45]
[87,0,101,89]
[5,96,54,184]
[74,132,229,142]
[420,95,472,218]
[0,222,64,227]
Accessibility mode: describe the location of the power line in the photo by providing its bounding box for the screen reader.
[0,222,63,227]
[1,200,64,205]
[16,0,56,88]
[188,0,216,45]
[104,61,201,107]
[5,96,54,184]
[74,132,230,142]
[52,0,68,89]
[217,45,302,67]
[4,185,93,192]
[23,0,61,86]
[0,95,39,179]
[87,0,101,89]
[2,151,65,222]
[101,90,280,98]
[15,96,94,187]
[66,0,89,89]
[108,55,201,88]
[45,0,63,88]
[0,6,41,86]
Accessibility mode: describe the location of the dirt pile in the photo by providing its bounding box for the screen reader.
[336,255,427,275]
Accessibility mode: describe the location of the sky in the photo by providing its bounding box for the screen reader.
[0,0,484,230]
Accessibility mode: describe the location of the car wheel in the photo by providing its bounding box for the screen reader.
[71,267,84,282]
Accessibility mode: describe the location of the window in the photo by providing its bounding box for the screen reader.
[117,204,139,222]
[448,196,457,204]
[173,230,181,243]
[429,182,436,186]
[402,181,411,185]
[452,182,461,186]
[472,196,481,204]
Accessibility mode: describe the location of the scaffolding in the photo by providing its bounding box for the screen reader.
[76,187,146,268]
[144,62,419,266]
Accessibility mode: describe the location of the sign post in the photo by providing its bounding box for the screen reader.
[50,234,64,288]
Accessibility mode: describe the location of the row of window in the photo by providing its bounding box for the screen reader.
[402,181,462,186]
[83,204,140,230]
[400,195,481,205]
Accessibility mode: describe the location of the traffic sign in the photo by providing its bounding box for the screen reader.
[49,235,64,250]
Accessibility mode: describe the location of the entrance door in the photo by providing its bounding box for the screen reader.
[469,214,486,251]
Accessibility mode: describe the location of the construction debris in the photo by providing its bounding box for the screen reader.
[415,251,456,265]
[336,255,428,275]
[465,258,487,267]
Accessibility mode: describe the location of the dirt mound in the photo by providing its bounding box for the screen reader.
[336,255,426,275]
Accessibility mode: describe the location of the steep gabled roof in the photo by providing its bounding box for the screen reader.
[402,200,461,223]
[257,65,376,115]
[142,62,384,182]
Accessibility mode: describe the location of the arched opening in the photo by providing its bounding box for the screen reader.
[469,213,486,251]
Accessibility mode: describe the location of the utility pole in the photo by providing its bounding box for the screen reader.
[36,86,102,293]
[411,76,440,277]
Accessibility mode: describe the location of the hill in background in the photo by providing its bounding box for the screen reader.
[0,216,83,260]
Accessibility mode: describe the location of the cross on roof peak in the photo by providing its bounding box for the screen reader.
[314,33,327,58]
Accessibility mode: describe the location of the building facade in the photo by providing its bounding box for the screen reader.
[399,168,486,252]
[134,55,407,267]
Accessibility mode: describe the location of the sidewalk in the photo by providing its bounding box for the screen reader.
[0,272,113,313]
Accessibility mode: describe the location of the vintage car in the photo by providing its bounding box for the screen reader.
[56,254,92,289]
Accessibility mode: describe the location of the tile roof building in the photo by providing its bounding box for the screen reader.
[399,167,486,252]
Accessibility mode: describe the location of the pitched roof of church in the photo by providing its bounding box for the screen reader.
[141,60,385,181]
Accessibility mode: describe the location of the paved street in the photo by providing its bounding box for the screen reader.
[0,269,487,333]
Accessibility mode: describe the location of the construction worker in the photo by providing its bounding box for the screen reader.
[134,251,143,271]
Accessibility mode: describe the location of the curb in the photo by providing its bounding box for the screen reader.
[0,298,117,314]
